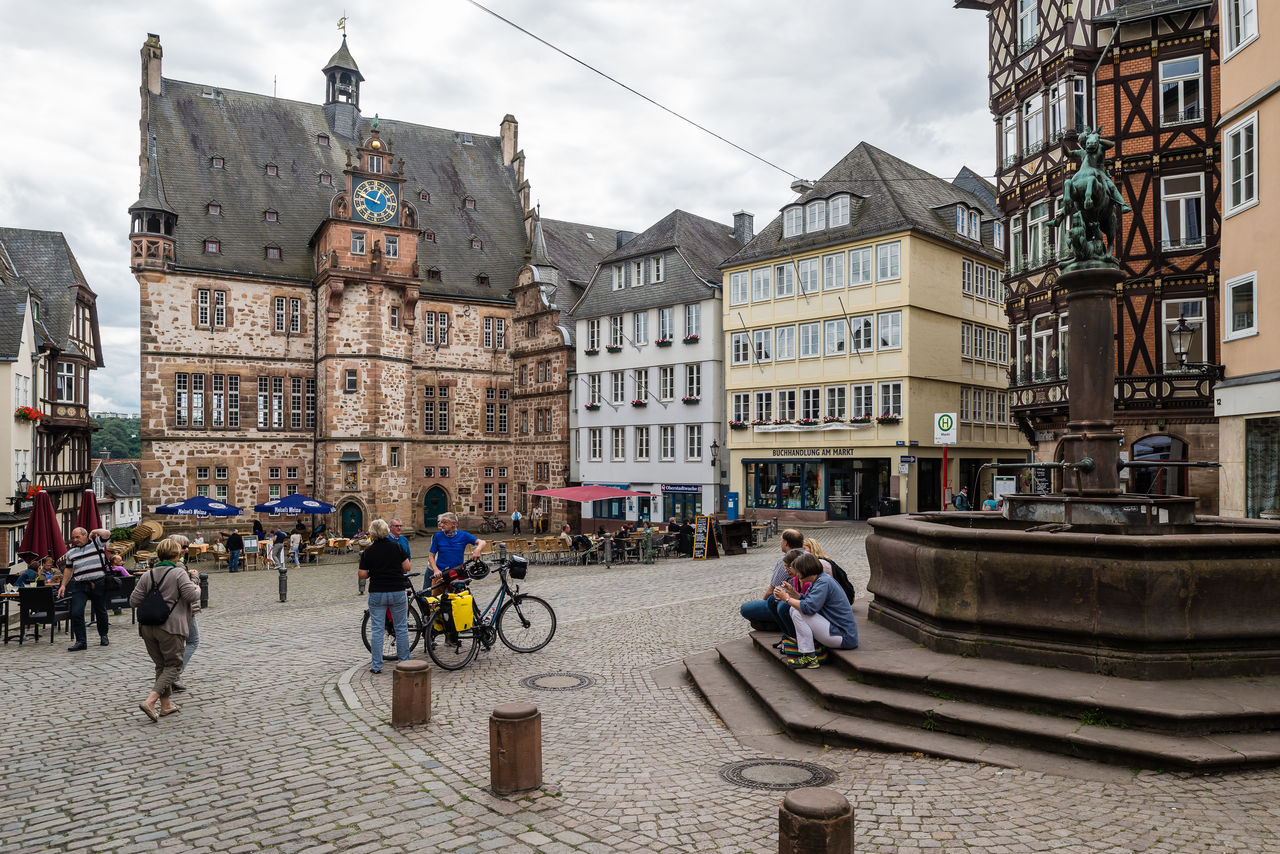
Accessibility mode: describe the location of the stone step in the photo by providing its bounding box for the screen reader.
[710,636,1132,781]
[744,635,1280,770]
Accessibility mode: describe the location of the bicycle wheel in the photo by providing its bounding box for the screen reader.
[425,602,478,670]
[496,594,556,653]
[361,602,424,657]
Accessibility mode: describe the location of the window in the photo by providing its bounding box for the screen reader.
[1160,56,1202,125]
[974,265,985,299]
[633,368,649,400]
[686,364,701,398]
[471,238,483,250]
[1161,174,1205,250]
[437,312,450,345]
[369,155,384,174]
[1225,0,1259,56]
[878,312,902,350]
[265,164,278,177]
[801,387,821,421]
[586,319,600,350]
[633,311,648,344]
[271,377,284,428]
[316,133,330,147]
[733,392,750,423]
[686,425,702,461]
[589,428,602,461]
[1018,0,1037,50]
[973,325,986,361]
[207,202,221,215]
[211,156,224,169]
[806,200,827,232]
[650,255,664,283]
[822,252,845,290]
[274,297,286,332]
[351,232,366,255]
[660,426,676,460]
[774,263,795,297]
[588,374,601,405]
[290,377,303,428]
[479,317,505,349]
[826,386,846,419]
[994,220,1004,253]
[987,329,998,364]
[1073,79,1087,130]
[731,332,751,365]
[1049,81,1068,140]
[1010,214,1024,269]
[753,329,772,362]
[1002,113,1018,167]
[612,264,625,291]
[961,322,974,359]
[265,246,281,261]
[199,485,211,498]
[345,369,358,393]
[204,239,221,254]
[851,383,873,418]
[755,391,773,423]
[389,306,400,329]
[1225,272,1257,340]
[752,267,772,301]
[879,381,902,417]
[54,362,76,402]
[729,271,749,305]
[876,242,900,280]
[632,260,644,287]
[962,259,974,294]
[635,426,650,461]
[970,211,981,239]
[849,315,873,352]
[659,366,675,401]
[998,330,1010,365]
[1028,201,1050,267]
[385,235,398,258]
[783,207,804,237]
[956,205,969,237]
[777,389,797,422]
[1023,95,1044,155]
[824,319,846,355]
[612,428,625,461]
[848,247,873,285]
[319,172,333,186]
[1163,299,1207,367]
[685,303,700,338]
[1224,113,1258,216]
[988,267,1002,301]
[829,195,850,227]
[658,307,674,340]
[798,258,820,294]
[289,298,301,334]
[609,315,623,348]
[798,322,820,358]
[611,372,625,404]
[197,289,210,326]
[775,325,796,360]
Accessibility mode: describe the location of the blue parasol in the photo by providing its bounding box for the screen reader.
[155,496,243,517]
[253,493,336,515]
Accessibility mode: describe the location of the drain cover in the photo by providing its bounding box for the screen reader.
[718,760,836,791]
[519,672,597,691]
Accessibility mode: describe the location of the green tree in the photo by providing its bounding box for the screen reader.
[91,417,141,459]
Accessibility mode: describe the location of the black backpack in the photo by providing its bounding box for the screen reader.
[136,566,177,626]
[826,558,858,604]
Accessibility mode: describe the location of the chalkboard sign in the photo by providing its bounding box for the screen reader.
[1032,467,1052,495]
[692,515,719,561]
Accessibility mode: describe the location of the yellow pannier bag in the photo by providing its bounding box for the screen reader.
[449,590,474,631]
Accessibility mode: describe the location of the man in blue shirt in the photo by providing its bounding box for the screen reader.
[390,519,410,560]
[429,512,487,591]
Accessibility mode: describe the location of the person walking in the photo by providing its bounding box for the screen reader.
[289,529,303,569]
[57,526,115,652]
[226,530,244,573]
[953,486,971,511]
[131,538,201,721]
[270,529,288,570]
[358,519,412,674]
[511,508,522,535]
[164,535,202,694]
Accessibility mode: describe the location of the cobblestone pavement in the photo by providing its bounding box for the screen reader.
[3,525,1279,852]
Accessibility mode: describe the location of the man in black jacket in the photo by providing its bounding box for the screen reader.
[226,530,244,573]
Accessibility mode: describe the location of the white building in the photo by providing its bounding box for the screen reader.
[570,210,748,527]
[92,459,143,529]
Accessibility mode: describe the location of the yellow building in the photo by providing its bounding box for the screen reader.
[720,144,1027,522]
[1215,0,1277,518]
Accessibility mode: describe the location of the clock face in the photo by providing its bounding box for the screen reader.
[353,179,398,224]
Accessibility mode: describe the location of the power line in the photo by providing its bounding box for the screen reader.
[462,0,801,180]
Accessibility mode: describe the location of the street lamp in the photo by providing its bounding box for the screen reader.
[1170,313,1198,369]
[10,472,30,510]
[710,440,719,468]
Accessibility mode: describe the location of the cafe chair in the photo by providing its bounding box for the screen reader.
[18,586,71,645]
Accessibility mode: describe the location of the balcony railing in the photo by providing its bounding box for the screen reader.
[1162,235,1207,252]
[1010,365,1223,413]
[1001,153,1020,170]
[1162,106,1202,126]
[1023,140,1045,158]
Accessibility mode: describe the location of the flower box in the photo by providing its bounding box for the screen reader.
[631,400,647,408]
[583,403,601,411]
[682,335,700,344]
[876,415,901,425]
[771,419,794,426]
[606,345,622,353]
[14,406,43,422]
[750,419,769,426]
[655,338,673,347]
[729,421,748,430]
[584,348,599,356]
[848,416,872,424]
[796,418,820,427]
[822,416,843,424]
[681,397,700,405]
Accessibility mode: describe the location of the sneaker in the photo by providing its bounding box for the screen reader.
[786,654,819,669]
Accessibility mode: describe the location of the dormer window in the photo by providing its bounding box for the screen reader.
[206,203,222,216]
[265,210,279,223]
[319,172,333,186]
[829,195,851,228]
[783,206,803,237]
[210,156,225,169]
[265,164,278,177]
[424,231,436,243]
[419,190,430,203]
[471,237,483,250]
[317,133,330,147]
[204,239,222,254]
[477,274,490,286]
[427,267,442,282]
[462,133,474,145]
[464,197,476,210]
[265,246,282,261]
[994,220,1005,250]
[368,154,383,174]
[969,211,981,239]
[806,200,827,232]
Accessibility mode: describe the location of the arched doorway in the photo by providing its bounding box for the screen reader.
[1130,434,1188,496]
[423,486,449,529]
[340,502,364,537]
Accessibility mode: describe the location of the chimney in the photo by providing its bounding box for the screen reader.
[732,211,754,245]
[615,231,636,250]
[142,34,163,96]
[500,114,518,165]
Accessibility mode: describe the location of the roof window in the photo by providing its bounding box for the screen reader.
[265,164,279,177]
[319,172,333,186]
[317,133,330,148]
[265,209,279,223]
[206,202,222,215]
[210,156,225,169]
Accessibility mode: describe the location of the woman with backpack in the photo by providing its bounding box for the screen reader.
[129,538,201,722]
[773,552,859,669]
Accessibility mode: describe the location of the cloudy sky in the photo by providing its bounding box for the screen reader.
[0,0,993,414]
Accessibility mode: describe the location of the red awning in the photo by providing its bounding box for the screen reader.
[525,485,649,502]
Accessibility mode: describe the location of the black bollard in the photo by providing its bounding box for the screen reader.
[199,573,209,609]
[278,566,288,602]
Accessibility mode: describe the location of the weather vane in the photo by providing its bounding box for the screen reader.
[337,13,348,35]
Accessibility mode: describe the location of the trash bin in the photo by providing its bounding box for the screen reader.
[878,497,901,516]
[721,520,752,555]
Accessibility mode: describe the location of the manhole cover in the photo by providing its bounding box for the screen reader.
[519,672,596,691]
[718,760,836,791]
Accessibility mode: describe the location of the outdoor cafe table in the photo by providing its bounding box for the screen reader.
[326,538,349,553]
[187,544,210,560]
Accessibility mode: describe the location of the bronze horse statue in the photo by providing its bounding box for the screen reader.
[1052,127,1131,267]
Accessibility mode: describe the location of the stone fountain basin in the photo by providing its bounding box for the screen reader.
[866,513,1280,679]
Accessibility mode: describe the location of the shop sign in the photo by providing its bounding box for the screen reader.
[769,448,860,457]
[661,484,702,493]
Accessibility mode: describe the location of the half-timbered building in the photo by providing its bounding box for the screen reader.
[957,0,1222,510]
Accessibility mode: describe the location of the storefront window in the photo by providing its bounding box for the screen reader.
[1246,417,1280,519]
[747,462,824,510]
[591,498,627,520]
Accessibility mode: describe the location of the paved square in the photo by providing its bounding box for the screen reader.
[3,526,1279,852]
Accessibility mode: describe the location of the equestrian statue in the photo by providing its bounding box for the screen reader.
[1050,126,1131,270]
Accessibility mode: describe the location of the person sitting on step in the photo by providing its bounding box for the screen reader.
[773,552,858,669]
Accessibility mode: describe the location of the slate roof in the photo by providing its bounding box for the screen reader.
[93,459,142,500]
[541,218,622,285]
[720,142,1003,270]
[143,65,530,304]
[322,36,363,78]
[573,210,740,319]
[952,166,998,212]
[0,228,95,362]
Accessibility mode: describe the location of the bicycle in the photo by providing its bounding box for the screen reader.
[360,575,426,660]
[478,513,507,534]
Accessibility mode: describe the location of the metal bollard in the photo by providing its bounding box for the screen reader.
[489,702,542,795]
[392,660,431,726]
[778,787,854,854]
[278,566,288,602]
[198,573,209,609]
